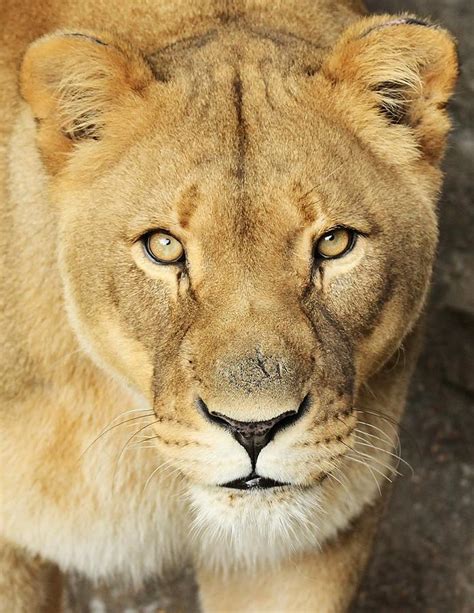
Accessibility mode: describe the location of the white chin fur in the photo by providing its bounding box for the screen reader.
[188,462,383,573]
[188,483,327,571]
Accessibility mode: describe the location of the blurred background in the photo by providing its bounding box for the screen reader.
[66,0,473,610]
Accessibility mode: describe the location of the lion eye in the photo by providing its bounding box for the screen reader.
[144,231,185,264]
[315,227,355,259]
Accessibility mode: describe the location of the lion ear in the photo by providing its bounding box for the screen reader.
[321,15,459,164]
[20,31,155,173]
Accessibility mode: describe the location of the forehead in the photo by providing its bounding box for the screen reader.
[121,84,379,230]
[104,31,391,242]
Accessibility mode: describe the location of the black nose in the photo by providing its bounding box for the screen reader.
[197,395,310,467]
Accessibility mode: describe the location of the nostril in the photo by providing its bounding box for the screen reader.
[196,397,234,430]
[196,394,311,466]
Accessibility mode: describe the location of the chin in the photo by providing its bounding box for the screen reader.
[186,457,385,572]
[187,480,328,571]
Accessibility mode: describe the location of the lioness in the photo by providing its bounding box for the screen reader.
[0,0,458,610]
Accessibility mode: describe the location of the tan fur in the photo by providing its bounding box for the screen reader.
[0,538,62,612]
[0,1,457,611]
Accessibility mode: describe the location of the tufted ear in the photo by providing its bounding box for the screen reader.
[321,15,459,164]
[20,31,155,173]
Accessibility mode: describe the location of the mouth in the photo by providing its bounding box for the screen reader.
[220,471,290,490]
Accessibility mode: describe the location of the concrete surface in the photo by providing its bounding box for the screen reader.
[65,1,473,610]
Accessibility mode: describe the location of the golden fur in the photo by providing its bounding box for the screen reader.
[0,1,458,610]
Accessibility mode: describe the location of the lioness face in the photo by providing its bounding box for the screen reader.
[21,18,456,565]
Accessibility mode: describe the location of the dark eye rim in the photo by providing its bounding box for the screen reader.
[142,230,186,265]
[314,226,358,261]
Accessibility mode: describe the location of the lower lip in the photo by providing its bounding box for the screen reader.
[221,476,290,490]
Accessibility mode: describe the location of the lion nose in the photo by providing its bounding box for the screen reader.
[197,396,310,467]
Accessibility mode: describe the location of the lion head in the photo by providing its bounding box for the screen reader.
[20,15,457,568]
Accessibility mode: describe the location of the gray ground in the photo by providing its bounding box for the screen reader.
[65,1,473,611]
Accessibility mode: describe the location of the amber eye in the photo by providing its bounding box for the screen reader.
[315,227,355,259]
[144,231,185,264]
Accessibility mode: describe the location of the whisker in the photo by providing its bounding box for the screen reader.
[134,435,160,443]
[350,445,401,477]
[360,408,401,428]
[121,444,160,451]
[345,454,393,485]
[317,444,356,503]
[325,464,355,503]
[354,436,414,476]
[338,436,401,478]
[359,412,403,458]
[111,420,159,492]
[143,462,169,494]
[80,410,155,458]
[354,428,392,447]
[356,420,394,446]
[143,458,185,497]
[359,408,419,454]
[346,454,382,496]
